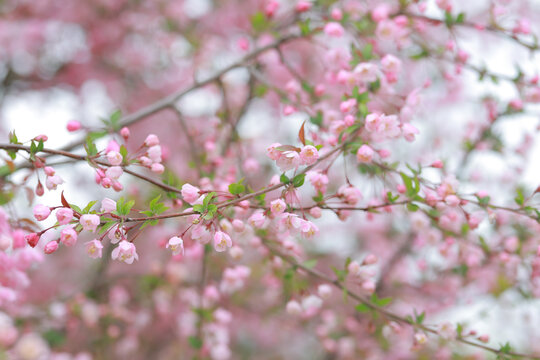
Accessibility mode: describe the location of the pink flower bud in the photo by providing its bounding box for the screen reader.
[112,181,123,192]
[43,167,55,176]
[44,241,59,254]
[107,151,123,166]
[295,1,312,12]
[181,183,200,204]
[25,233,40,247]
[309,206,322,218]
[356,144,374,163]
[363,254,378,265]
[60,227,78,246]
[66,121,81,132]
[33,204,51,221]
[144,134,159,147]
[56,208,73,225]
[151,163,164,174]
[35,181,44,196]
[232,219,245,232]
[324,22,345,37]
[120,127,130,139]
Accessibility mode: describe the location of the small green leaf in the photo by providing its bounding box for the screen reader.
[291,173,306,188]
[280,174,290,184]
[302,259,317,269]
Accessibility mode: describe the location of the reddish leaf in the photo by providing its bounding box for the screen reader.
[61,191,70,208]
[298,120,306,146]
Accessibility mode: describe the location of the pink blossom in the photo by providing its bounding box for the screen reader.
[33,204,51,221]
[151,163,164,174]
[286,300,302,315]
[266,143,282,160]
[353,63,378,83]
[402,123,419,142]
[318,284,332,299]
[299,145,319,165]
[111,240,139,264]
[44,241,58,254]
[43,166,55,176]
[25,233,40,247]
[338,185,363,205]
[66,120,81,132]
[295,1,312,12]
[100,198,117,213]
[214,231,232,252]
[107,151,123,166]
[307,171,329,193]
[45,175,64,190]
[166,236,184,256]
[60,227,78,246]
[356,144,374,163]
[147,145,162,163]
[324,22,345,37]
[79,214,100,232]
[144,134,159,147]
[181,183,200,204]
[248,211,266,228]
[56,208,73,225]
[276,151,301,172]
[310,206,322,218]
[270,199,286,215]
[381,54,401,74]
[120,127,130,139]
[85,240,103,259]
[105,166,123,180]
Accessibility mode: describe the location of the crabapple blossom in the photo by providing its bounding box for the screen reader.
[60,227,78,246]
[55,208,73,225]
[181,184,200,204]
[270,199,286,215]
[1,2,539,359]
[85,240,103,259]
[79,214,100,232]
[166,236,184,256]
[111,240,139,264]
[33,204,51,221]
[299,145,319,165]
[214,231,232,252]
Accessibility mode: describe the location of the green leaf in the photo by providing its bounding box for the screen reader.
[299,18,311,36]
[251,11,268,33]
[8,131,18,144]
[355,303,371,313]
[280,174,290,184]
[444,11,454,27]
[361,43,373,60]
[309,111,323,126]
[302,259,317,269]
[455,12,466,24]
[193,204,204,213]
[82,200,97,214]
[110,109,122,129]
[291,173,306,188]
[229,180,246,195]
[514,187,525,206]
[119,145,128,161]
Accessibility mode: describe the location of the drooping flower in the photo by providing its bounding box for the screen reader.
[111,240,139,264]
[166,236,184,256]
[79,214,100,232]
[213,231,232,252]
[56,208,73,225]
[33,204,51,221]
[85,239,103,259]
[60,227,78,246]
[181,183,200,204]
